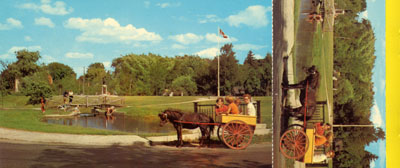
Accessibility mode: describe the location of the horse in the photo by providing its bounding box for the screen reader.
[158,109,214,147]
[283,65,319,120]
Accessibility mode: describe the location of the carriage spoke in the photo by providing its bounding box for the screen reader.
[225,135,235,144]
[238,126,251,134]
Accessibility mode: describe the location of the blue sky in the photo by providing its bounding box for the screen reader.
[360,0,386,168]
[0,0,272,77]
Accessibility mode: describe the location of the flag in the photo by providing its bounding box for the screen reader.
[219,29,228,38]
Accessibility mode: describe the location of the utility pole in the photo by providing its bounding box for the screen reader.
[83,66,85,95]
[333,124,375,128]
[217,26,220,97]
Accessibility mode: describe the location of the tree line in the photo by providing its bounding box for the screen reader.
[0,43,272,104]
[332,0,385,167]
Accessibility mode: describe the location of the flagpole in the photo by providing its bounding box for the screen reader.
[217,26,220,97]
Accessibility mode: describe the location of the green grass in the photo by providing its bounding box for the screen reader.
[291,0,302,80]
[0,96,272,136]
[251,134,272,144]
[0,95,35,108]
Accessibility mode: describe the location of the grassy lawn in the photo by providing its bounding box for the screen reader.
[0,96,272,137]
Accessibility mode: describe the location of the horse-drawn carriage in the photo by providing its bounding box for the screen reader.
[279,123,324,163]
[159,109,257,150]
[215,114,256,150]
[280,65,332,164]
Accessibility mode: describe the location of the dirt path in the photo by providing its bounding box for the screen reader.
[272,0,295,167]
[0,139,272,168]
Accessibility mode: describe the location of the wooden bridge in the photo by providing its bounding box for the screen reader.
[47,95,125,109]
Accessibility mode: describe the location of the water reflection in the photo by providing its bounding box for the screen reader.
[43,113,176,134]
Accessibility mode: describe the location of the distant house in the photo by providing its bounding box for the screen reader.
[232,86,245,96]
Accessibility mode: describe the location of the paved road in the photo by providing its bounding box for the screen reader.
[273,0,292,167]
[0,140,271,168]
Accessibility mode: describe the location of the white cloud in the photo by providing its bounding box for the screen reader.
[72,66,84,77]
[103,61,111,68]
[35,17,55,28]
[194,48,219,59]
[235,43,266,51]
[64,17,163,43]
[24,36,33,41]
[205,33,238,43]
[42,55,57,63]
[65,52,94,59]
[169,33,204,44]
[226,5,270,28]
[371,101,382,127]
[380,79,385,95]
[19,0,73,15]
[199,14,222,24]
[156,2,180,8]
[0,18,23,30]
[370,161,375,168]
[359,10,368,20]
[172,44,185,49]
[254,54,263,59]
[0,46,41,59]
[133,42,148,48]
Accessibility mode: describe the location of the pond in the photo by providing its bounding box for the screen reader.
[42,113,176,134]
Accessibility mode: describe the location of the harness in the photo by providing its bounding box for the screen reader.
[304,81,309,128]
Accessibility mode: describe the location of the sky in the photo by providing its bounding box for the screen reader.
[0,0,272,77]
[360,0,386,168]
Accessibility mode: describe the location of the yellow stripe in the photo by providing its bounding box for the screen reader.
[387,0,400,166]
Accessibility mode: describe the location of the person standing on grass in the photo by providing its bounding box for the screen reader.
[63,90,68,105]
[243,94,256,116]
[68,90,73,104]
[40,96,46,113]
[226,96,239,115]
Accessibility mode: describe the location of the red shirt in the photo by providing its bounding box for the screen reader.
[216,105,228,113]
[315,123,324,136]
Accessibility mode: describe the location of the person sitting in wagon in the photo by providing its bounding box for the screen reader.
[225,96,240,115]
[215,97,228,115]
[243,94,256,116]
[313,150,335,163]
[314,122,332,136]
[315,131,333,147]
[234,98,242,114]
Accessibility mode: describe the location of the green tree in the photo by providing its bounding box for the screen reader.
[209,43,239,95]
[8,50,41,92]
[244,50,257,67]
[332,2,384,167]
[47,62,77,94]
[171,76,197,96]
[85,62,107,95]
[20,68,53,105]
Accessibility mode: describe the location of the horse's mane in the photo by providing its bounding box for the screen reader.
[165,108,191,115]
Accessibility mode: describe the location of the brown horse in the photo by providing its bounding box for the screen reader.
[283,65,319,120]
[158,109,214,147]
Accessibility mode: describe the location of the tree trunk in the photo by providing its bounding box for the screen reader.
[14,78,19,93]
